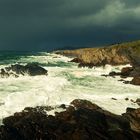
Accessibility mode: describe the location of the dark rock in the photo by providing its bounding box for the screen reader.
[0,69,9,78]
[121,67,133,77]
[109,71,121,77]
[58,104,67,109]
[123,108,140,133]
[130,99,135,103]
[0,99,140,140]
[118,79,125,82]
[111,98,117,100]
[123,81,130,84]
[78,63,94,68]
[24,63,48,76]
[0,63,48,78]
[70,99,101,110]
[101,74,108,77]
[130,77,140,86]
[125,98,129,101]
[136,99,140,106]
[70,58,83,63]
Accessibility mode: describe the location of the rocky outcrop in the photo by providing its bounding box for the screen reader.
[0,99,140,140]
[101,65,140,85]
[56,40,140,68]
[56,40,140,86]
[0,63,48,78]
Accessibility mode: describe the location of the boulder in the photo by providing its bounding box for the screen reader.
[24,63,48,76]
[121,67,133,77]
[130,77,140,85]
[0,63,48,78]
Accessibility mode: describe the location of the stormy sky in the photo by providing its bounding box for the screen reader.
[0,0,140,51]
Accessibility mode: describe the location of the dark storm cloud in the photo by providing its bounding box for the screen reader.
[0,0,140,51]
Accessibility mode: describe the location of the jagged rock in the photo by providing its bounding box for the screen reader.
[0,99,140,140]
[0,63,48,78]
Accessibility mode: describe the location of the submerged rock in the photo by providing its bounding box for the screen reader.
[0,63,48,78]
[0,99,140,140]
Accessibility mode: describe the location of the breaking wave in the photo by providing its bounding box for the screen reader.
[0,51,139,122]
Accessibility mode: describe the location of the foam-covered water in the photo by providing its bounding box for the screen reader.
[0,51,139,122]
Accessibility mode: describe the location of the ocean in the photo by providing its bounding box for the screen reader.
[0,51,139,122]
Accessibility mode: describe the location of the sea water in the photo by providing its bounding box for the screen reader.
[0,51,139,122]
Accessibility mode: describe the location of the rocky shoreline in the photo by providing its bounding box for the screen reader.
[102,66,140,86]
[0,40,139,139]
[0,99,140,140]
[56,40,140,86]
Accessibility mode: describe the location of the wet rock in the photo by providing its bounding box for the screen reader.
[111,98,117,100]
[70,99,101,110]
[109,71,121,77]
[123,81,130,84]
[0,63,48,78]
[70,58,83,63]
[108,68,133,78]
[0,69,9,78]
[78,62,94,68]
[58,104,67,109]
[136,99,140,106]
[121,67,133,77]
[125,98,129,101]
[123,108,140,133]
[118,79,125,82]
[130,99,135,103]
[0,99,140,140]
[130,77,140,86]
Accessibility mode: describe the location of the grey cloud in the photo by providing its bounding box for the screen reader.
[0,0,140,51]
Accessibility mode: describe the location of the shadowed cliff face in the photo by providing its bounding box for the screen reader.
[56,40,140,67]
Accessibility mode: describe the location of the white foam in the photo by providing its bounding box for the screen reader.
[0,53,139,122]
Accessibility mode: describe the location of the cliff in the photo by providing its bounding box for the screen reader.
[55,40,140,67]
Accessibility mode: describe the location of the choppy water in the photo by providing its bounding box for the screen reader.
[0,51,139,122]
